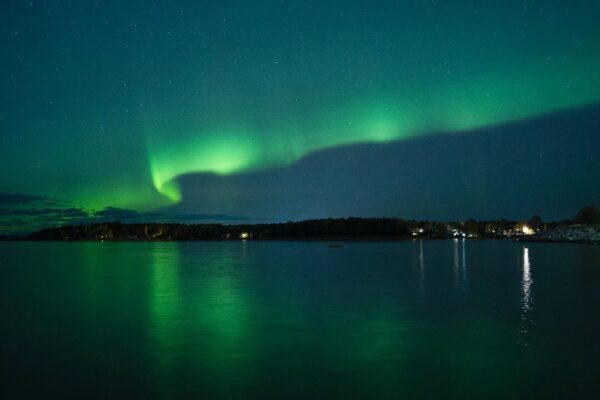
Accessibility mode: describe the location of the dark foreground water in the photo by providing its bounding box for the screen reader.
[1,240,599,399]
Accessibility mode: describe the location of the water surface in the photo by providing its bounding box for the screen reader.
[1,240,599,399]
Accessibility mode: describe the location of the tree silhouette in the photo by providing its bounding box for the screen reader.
[528,214,543,230]
[575,206,600,225]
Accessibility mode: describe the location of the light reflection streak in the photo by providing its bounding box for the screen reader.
[453,238,468,293]
[519,247,534,345]
[453,239,459,285]
[419,240,425,296]
[461,239,467,284]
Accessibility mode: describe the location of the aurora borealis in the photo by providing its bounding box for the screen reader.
[1,0,600,232]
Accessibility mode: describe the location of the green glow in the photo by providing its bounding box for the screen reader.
[149,243,183,384]
[147,242,260,397]
[148,131,262,202]
[3,0,600,216]
[147,58,600,204]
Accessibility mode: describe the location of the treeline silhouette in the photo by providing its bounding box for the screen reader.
[18,205,599,241]
[25,217,544,241]
[29,218,413,240]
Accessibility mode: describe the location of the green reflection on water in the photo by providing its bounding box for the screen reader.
[141,241,548,398]
[148,243,258,397]
[3,240,598,399]
[149,243,183,377]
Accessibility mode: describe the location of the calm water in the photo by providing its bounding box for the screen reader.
[1,240,599,399]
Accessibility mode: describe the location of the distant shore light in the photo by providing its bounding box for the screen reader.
[522,225,534,235]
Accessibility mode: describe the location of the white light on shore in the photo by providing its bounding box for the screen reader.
[522,225,534,235]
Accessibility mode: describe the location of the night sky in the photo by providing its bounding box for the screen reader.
[1,1,599,233]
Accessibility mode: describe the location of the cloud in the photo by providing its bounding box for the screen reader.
[0,218,28,227]
[92,207,247,223]
[0,191,249,233]
[0,192,50,205]
[0,207,89,219]
[164,213,248,222]
[0,192,92,233]
[93,207,138,219]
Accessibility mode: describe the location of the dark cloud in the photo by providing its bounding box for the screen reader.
[0,192,249,234]
[0,192,92,233]
[0,192,49,205]
[0,218,28,227]
[171,105,600,223]
[93,207,138,219]
[165,213,248,222]
[0,191,71,209]
[60,208,90,218]
[43,199,71,207]
[0,207,89,218]
[92,207,247,223]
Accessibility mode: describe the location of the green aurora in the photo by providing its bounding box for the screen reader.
[2,0,600,216]
[147,56,600,203]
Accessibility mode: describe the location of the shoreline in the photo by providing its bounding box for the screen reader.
[2,237,597,245]
[6,218,598,244]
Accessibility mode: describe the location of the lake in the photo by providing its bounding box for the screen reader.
[1,240,599,399]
